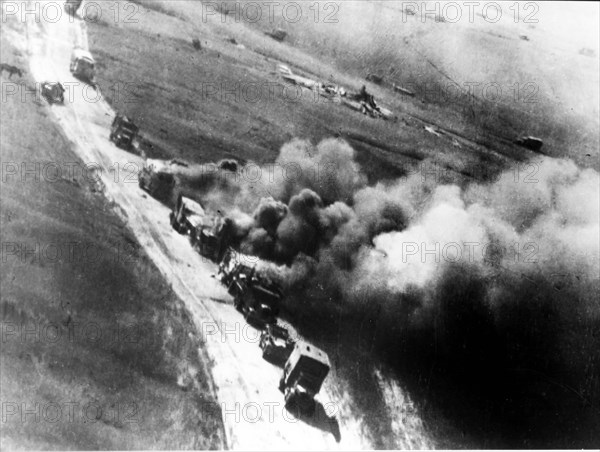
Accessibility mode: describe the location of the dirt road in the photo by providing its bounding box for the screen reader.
[7,2,432,449]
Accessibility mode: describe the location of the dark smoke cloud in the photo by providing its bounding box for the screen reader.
[166,136,598,444]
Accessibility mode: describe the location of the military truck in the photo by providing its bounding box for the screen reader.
[192,215,235,262]
[110,114,139,151]
[70,48,96,85]
[170,194,206,235]
[138,159,177,199]
[279,341,331,414]
[259,324,295,365]
[220,259,282,328]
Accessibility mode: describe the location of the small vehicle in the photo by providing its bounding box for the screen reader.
[266,28,287,42]
[279,341,331,415]
[41,82,65,104]
[110,114,139,151]
[64,0,83,16]
[514,136,543,152]
[170,194,205,235]
[259,324,295,365]
[70,48,96,84]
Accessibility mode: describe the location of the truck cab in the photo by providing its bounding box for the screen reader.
[110,114,139,151]
[170,194,205,235]
[70,48,96,84]
[279,341,331,414]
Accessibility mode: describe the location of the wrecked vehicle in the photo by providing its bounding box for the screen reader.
[279,341,331,414]
[138,159,177,199]
[41,82,65,104]
[70,48,96,84]
[64,0,82,16]
[192,215,235,262]
[342,85,395,120]
[170,194,206,235]
[260,324,295,365]
[514,136,543,152]
[110,114,139,151]
[221,260,282,328]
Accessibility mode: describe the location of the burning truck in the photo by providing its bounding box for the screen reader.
[218,250,283,329]
[279,341,331,415]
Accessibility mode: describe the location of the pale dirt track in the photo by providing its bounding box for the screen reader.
[7,2,433,449]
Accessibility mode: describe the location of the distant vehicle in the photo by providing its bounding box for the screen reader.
[279,341,331,414]
[220,258,282,328]
[110,114,139,151]
[41,82,65,104]
[64,0,83,16]
[170,194,206,235]
[366,73,384,85]
[514,136,543,152]
[266,28,287,42]
[70,48,96,84]
[259,324,295,365]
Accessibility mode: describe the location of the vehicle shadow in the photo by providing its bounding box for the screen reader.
[285,400,341,442]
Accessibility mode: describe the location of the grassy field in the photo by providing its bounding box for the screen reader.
[0,36,224,450]
[87,0,551,188]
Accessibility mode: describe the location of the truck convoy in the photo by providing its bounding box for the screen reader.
[279,341,331,414]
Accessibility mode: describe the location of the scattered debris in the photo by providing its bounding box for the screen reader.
[393,83,415,97]
[192,38,202,50]
[266,28,287,42]
[519,35,530,41]
[514,136,543,152]
[225,37,245,49]
[366,73,384,85]
[424,125,441,137]
[579,47,596,58]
